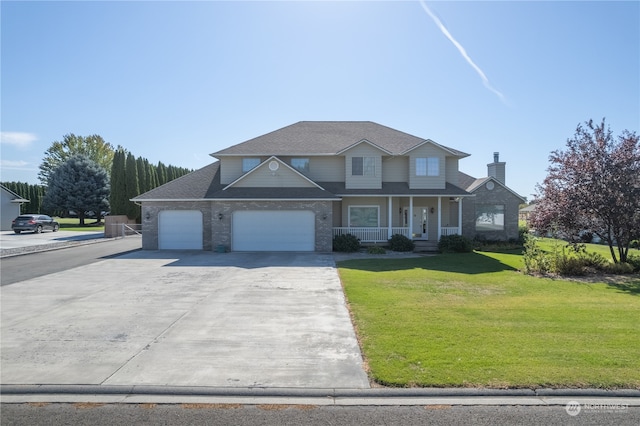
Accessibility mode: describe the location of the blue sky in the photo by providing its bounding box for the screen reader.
[1,1,638,200]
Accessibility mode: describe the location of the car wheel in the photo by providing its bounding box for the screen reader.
[14,230,21,234]
[53,224,59,232]
[35,225,42,234]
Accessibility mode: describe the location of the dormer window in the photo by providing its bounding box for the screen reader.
[242,158,260,173]
[291,158,310,174]
[416,157,439,176]
[352,157,375,176]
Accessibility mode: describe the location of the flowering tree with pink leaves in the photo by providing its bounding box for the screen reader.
[530,119,639,264]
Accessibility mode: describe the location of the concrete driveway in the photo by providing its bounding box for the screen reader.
[1,251,370,389]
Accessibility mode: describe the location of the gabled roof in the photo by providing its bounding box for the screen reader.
[223,156,323,190]
[211,121,469,158]
[458,172,526,202]
[132,162,221,201]
[131,161,340,201]
[0,184,29,203]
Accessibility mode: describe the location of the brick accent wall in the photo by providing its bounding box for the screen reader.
[462,184,522,241]
[141,200,334,252]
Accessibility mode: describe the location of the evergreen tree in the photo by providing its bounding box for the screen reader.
[109,148,127,216]
[42,155,110,226]
[136,156,148,193]
[125,152,140,220]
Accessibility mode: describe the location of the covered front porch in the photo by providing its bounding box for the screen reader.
[332,195,464,243]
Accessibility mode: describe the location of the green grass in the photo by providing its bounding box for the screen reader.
[55,217,105,232]
[535,237,638,262]
[338,251,640,389]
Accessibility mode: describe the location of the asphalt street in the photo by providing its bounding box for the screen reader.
[0,236,142,286]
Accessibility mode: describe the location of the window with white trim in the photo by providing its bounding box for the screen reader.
[475,204,505,231]
[242,158,260,173]
[352,156,375,176]
[348,206,379,227]
[291,158,310,174]
[416,157,439,176]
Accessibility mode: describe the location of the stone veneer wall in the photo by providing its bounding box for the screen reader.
[462,185,522,241]
[141,200,334,252]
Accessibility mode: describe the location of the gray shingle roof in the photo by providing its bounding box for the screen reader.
[211,121,470,157]
[132,162,221,200]
[319,181,471,197]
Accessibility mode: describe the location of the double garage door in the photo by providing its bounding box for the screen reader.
[158,210,315,251]
[232,210,315,251]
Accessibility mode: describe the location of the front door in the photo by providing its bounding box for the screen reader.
[403,207,429,239]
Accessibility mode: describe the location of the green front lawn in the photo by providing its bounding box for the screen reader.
[56,217,105,232]
[338,251,640,389]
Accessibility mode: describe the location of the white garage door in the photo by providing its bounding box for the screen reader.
[232,210,315,251]
[158,210,203,250]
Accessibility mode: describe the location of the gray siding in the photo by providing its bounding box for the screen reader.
[382,156,408,182]
[408,145,446,189]
[445,157,459,186]
[232,163,316,188]
[344,144,383,189]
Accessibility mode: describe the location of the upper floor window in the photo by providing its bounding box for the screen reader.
[416,157,439,176]
[352,156,375,176]
[242,158,260,173]
[291,158,310,174]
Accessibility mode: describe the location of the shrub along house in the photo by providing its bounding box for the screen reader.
[132,121,524,252]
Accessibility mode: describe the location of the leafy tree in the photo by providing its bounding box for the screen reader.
[39,134,114,184]
[531,119,640,263]
[42,155,110,226]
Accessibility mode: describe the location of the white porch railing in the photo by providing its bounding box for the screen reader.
[441,227,460,236]
[333,227,410,242]
[333,226,460,242]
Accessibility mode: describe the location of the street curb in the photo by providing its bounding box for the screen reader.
[2,385,639,398]
[0,235,118,258]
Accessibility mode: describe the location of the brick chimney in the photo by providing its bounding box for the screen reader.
[487,152,506,185]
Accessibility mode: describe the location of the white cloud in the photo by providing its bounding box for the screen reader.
[0,160,30,168]
[0,132,38,148]
[419,1,508,105]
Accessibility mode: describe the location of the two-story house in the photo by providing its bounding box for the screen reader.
[132,121,524,251]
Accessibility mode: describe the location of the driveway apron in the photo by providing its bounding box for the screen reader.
[1,252,370,388]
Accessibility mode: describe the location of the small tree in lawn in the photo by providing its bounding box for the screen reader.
[43,155,110,226]
[531,119,639,264]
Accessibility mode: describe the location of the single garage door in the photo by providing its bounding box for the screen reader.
[158,210,203,250]
[232,210,315,251]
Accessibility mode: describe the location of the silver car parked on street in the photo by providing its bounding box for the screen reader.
[11,214,60,234]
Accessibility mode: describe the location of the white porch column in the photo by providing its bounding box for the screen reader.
[387,196,393,239]
[437,196,442,240]
[458,198,463,235]
[409,196,414,239]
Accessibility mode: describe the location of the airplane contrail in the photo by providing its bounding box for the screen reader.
[419,0,508,104]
